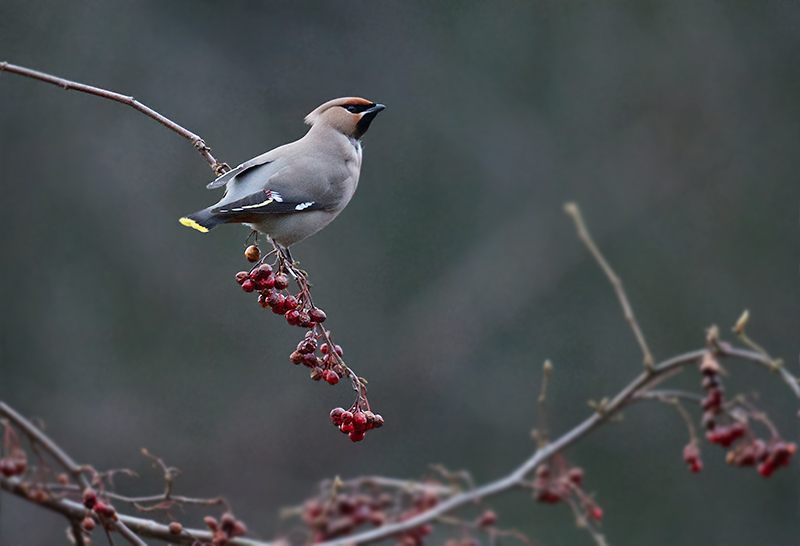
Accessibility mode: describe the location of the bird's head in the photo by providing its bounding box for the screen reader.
[305,97,385,139]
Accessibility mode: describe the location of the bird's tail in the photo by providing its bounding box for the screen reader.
[179,207,226,233]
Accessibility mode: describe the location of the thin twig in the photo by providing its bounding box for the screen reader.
[0,402,89,489]
[564,203,655,371]
[311,345,793,546]
[0,62,229,176]
[0,476,264,546]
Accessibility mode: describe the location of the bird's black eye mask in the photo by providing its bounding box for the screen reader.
[342,103,375,114]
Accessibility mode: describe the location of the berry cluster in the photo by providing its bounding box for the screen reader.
[302,487,440,545]
[303,490,394,542]
[81,487,118,530]
[204,512,248,544]
[236,245,382,439]
[330,406,384,443]
[236,263,327,328]
[699,352,796,477]
[532,462,602,522]
[291,331,344,385]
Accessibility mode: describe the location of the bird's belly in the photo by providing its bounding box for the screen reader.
[246,210,337,247]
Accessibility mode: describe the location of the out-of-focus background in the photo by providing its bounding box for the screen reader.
[1,2,798,545]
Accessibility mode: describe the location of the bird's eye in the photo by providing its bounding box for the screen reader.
[344,105,359,113]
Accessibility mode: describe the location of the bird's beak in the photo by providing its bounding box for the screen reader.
[355,103,385,137]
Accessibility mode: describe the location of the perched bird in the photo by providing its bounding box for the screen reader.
[180,97,385,259]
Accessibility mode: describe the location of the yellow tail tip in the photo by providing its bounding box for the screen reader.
[179,217,209,233]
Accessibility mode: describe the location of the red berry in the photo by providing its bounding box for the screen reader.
[168,521,182,534]
[256,274,275,291]
[309,308,327,323]
[334,345,343,357]
[82,487,97,509]
[235,271,249,285]
[349,430,366,442]
[341,411,354,424]
[0,459,14,477]
[340,422,354,433]
[323,370,340,385]
[588,507,603,521]
[274,273,289,290]
[372,414,384,428]
[82,516,96,531]
[758,461,774,477]
[567,467,584,486]
[241,279,256,292]
[320,343,330,355]
[286,309,301,325]
[477,509,497,527]
[204,516,219,531]
[353,411,368,432]
[285,295,299,309]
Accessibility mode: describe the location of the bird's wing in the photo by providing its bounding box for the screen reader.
[206,152,279,189]
[211,188,326,216]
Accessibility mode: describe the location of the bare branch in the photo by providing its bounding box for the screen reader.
[0,476,267,546]
[0,62,229,176]
[564,203,655,371]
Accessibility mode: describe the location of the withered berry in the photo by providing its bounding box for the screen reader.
[245,245,261,262]
[273,273,289,290]
[235,271,249,285]
[309,308,327,323]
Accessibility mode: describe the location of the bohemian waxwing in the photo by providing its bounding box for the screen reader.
[180,97,385,258]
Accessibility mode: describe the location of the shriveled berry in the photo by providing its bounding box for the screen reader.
[273,273,289,290]
[258,293,269,308]
[309,308,327,323]
[297,339,317,354]
[330,407,346,425]
[267,291,283,307]
[245,245,261,262]
[285,295,299,309]
[235,271,249,285]
[349,430,366,442]
[82,516,96,531]
[290,351,304,365]
[371,414,384,428]
[298,311,312,328]
[241,279,256,293]
[302,353,318,368]
[310,367,323,381]
[169,521,182,534]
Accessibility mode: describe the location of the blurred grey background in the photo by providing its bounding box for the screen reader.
[1,1,798,545]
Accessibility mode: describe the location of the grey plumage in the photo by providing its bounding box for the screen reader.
[180,97,384,252]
